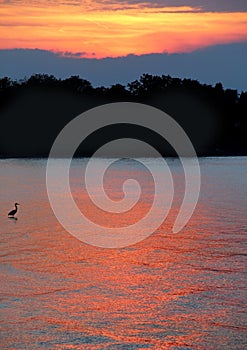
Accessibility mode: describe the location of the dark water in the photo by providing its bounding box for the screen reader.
[0,158,246,349]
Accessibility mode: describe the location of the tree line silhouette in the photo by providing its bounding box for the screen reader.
[0,74,246,157]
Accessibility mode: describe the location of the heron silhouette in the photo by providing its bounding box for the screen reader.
[8,203,20,217]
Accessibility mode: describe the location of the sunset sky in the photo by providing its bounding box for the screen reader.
[0,0,247,88]
[1,0,247,57]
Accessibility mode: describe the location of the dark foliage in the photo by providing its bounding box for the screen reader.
[0,74,246,157]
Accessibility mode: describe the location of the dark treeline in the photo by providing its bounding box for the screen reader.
[0,74,246,157]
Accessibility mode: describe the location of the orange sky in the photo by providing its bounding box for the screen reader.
[0,1,247,58]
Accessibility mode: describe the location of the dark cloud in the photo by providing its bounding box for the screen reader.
[104,0,247,12]
[2,0,247,12]
[0,42,246,91]
[58,51,87,58]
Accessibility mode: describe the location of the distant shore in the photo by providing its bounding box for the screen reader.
[1,151,247,159]
[1,74,246,158]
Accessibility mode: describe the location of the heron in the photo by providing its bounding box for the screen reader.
[8,203,20,217]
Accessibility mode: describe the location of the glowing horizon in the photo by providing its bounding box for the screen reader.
[0,1,247,58]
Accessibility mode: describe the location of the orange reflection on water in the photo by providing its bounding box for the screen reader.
[0,158,246,348]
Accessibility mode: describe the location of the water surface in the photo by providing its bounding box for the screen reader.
[0,158,246,349]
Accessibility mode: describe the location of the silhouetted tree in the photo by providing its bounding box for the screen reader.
[24,74,59,87]
[61,75,92,93]
[0,77,12,91]
[0,73,246,157]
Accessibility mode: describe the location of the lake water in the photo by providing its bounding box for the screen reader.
[0,158,246,349]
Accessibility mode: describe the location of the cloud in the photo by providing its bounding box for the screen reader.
[1,2,246,58]
[57,50,90,58]
[115,0,247,12]
[1,0,247,12]
[0,42,246,91]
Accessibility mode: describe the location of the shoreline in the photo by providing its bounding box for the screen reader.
[1,154,247,160]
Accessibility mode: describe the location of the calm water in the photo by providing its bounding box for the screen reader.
[0,158,246,349]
